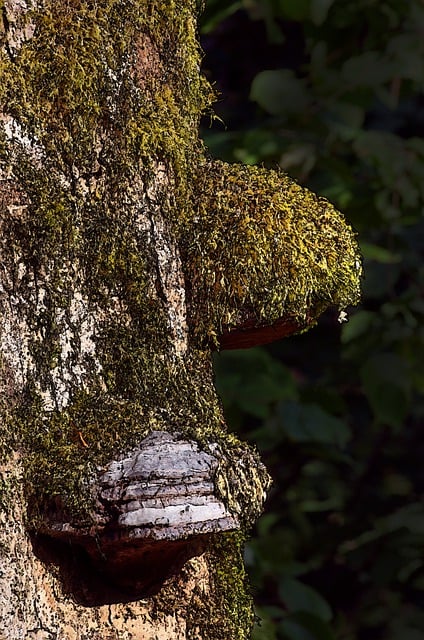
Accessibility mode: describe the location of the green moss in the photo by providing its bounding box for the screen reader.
[183,160,362,344]
[215,440,271,530]
[0,3,361,519]
[200,533,254,640]
[0,0,211,213]
[149,532,254,639]
[16,348,226,524]
[0,469,17,515]
[0,0,222,519]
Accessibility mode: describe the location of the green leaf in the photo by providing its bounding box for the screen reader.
[279,612,336,640]
[341,310,376,344]
[310,0,336,25]
[280,618,316,640]
[353,131,409,189]
[327,101,365,137]
[390,626,424,640]
[213,348,297,419]
[360,241,401,264]
[256,512,281,537]
[378,503,424,536]
[250,70,309,116]
[252,606,279,640]
[341,51,394,88]
[279,577,333,621]
[275,401,351,448]
[199,0,242,33]
[360,353,411,429]
[274,0,311,21]
[362,262,401,300]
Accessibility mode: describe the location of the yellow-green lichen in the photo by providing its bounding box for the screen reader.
[204,533,254,640]
[149,532,254,640]
[215,440,272,529]
[183,160,362,344]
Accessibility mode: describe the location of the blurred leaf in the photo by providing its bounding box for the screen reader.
[273,0,310,21]
[353,131,413,198]
[341,310,376,344]
[339,503,424,562]
[383,472,413,497]
[213,348,297,420]
[362,261,401,299]
[341,51,394,88]
[309,0,335,25]
[360,353,411,429]
[233,128,282,164]
[280,619,316,640]
[326,101,365,140]
[360,242,401,264]
[256,512,281,536]
[252,607,279,640]
[279,612,336,640]
[250,70,309,116]
[199,0,242,33]
[279,143,317,176]
[246,528,302,576]
[274,401,351,447]
[279,577,333,621]
[379,503,424,536]
[390,627,424,640]
[388,33,424,83]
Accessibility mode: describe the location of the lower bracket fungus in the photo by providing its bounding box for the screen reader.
[37,430,270,595]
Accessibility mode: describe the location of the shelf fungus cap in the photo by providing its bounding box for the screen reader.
[187,160,362,349]
[39,431,270,592]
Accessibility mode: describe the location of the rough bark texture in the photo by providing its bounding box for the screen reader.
[0,1,361,638]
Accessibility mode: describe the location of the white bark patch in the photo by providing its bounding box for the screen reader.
[2,0,35,57]
[149,211,189,356]
[1,115,44,163]
[145,164,189,356]
[0,260,104,410]
[45,290,104,410]
[0,263,34,394]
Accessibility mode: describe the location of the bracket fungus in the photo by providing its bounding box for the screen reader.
[38,431,270,594]
[186,160,362,349]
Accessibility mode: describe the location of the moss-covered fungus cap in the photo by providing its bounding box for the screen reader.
[185,160,362,349]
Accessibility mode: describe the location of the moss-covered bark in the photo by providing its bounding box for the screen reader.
[0,0,360,638]
[0,0,223,514]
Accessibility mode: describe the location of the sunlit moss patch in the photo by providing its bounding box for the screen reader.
[184,160,362,345]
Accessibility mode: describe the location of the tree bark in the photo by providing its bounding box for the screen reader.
[0,1,361,638]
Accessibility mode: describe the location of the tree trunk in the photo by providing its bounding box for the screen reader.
[0,1,361,638]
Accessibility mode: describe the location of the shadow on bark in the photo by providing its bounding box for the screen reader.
[30,532,207,606]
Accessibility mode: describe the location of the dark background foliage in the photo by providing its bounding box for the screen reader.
[199,1,424,639]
